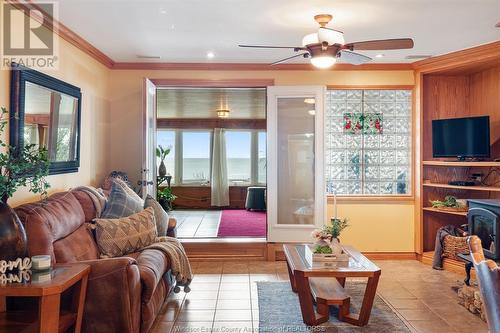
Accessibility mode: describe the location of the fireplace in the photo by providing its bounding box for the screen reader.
[468,199,500,260]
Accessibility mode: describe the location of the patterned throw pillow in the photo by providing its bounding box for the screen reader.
[95,207,158,258]
[144,194,169,237]
[101,181,143,218]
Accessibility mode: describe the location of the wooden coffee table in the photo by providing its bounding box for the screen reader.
[283,244,381,326]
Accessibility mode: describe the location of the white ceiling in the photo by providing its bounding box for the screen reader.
[47,0,499,63]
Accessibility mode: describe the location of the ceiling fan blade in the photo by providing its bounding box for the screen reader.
[239,44,305,50]
[345,38,414,50]
[270,53,309,66]
[338,50,372,65]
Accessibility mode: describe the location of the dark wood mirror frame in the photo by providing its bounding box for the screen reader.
[9,63,82,175]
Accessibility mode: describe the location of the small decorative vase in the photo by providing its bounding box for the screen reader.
[330,238,343,256]
[159,161,167,178]
[0,201,27,261]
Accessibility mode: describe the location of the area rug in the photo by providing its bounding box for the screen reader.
[257,281,410,332]
[217,210,266,237]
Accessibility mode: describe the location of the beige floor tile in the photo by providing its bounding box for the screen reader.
[212,321,253,333]
[219,282,250,291]
[216,299,252,310]
[215,309,253,321]
[387,299,430,310]
[221,274,250,283]
[185,290,219,300]
[189,282,220,291]
[397,309,442,321]
[408,319,458,333]
[192,274,221,282]
[218,290,251,300]
[182,299,218,310]
[171,322,213,333]
[177,310,216,322]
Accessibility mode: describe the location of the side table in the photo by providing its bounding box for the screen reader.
[0,263,90,333]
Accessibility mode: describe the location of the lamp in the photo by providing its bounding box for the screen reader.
[217,109,230,118]
[310,56,337,69]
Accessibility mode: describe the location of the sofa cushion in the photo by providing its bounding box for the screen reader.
[144,195,169,237]
[131,248,169,303]
[101,181,143,219]
[15,191,88,262]
[53,224,100,262]
[95,208,158,258]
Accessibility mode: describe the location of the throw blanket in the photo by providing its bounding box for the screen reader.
[432,224,467,269]
[142,236,193,293]
[71,186,107,218]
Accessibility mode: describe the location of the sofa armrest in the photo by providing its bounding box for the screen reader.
[79,257,141,333]
[167,217,177,237]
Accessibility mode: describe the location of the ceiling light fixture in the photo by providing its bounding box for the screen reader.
[207,51,215,59]
[308,109,316,116]
[304,98,315,104]
[217,109,230,118]
[311,55,337,69]
[375,54,384,58]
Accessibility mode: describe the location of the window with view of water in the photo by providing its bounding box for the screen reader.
[182,131,211,183]
[226,131,251,184]
[325,89,412,195]
[157,130,176,184]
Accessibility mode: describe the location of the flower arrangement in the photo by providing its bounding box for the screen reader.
[311,217,349,254]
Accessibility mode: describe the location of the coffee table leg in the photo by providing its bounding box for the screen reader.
[342,273,380,326]
[286,260,298,292]
[295,271,329,326]
[39,294,60,333]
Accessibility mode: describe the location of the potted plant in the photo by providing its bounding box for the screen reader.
[0,107,50,260]
[157,186,177,212]
[430,195,467,212]
[156,145,171,178]
[311,217,349,256]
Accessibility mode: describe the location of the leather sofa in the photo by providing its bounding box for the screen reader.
[15,190,178,333]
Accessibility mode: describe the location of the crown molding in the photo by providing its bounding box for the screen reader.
[112,62,413,71]
[412,41,500,73]
[8,0,115,68]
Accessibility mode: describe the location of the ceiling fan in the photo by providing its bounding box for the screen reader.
[239,14,414,69]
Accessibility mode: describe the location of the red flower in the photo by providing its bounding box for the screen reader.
[345,121,351,129]
[355,122,362,129]
[375,119,381,130]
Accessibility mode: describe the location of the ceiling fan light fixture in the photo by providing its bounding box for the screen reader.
[302,33,319,47]
[311,55,336,69]
[318,28,344,45]
[217,109,230,118]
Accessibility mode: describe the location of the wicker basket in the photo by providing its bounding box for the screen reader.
[443,235,469,260]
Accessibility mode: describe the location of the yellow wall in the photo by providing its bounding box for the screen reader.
[109,69,415,252]
[1,36,111,206]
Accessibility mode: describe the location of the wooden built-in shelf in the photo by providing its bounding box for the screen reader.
[423,160,500,167]
[422,182,500,192]
[422,207,468,217]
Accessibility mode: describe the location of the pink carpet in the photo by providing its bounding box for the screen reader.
[217,210,267,238]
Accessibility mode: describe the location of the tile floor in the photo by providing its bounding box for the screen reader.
[150,260,488,333]
[170,210,222,238]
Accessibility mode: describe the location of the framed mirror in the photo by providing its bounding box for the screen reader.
[10,64,81,174]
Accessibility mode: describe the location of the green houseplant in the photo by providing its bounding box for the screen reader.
[157,186,177,212]
[156,145,171,178]
[0,107,50,260]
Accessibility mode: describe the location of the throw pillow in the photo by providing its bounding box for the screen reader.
[113,178,144,206]
[95,207,158,258]
[144,194,169,237]
[101,181,144,218]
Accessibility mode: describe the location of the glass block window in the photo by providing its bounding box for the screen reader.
[325,90,412,195]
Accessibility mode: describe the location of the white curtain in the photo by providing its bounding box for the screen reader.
[211,128,229,206]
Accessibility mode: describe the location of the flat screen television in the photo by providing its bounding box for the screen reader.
[432,116,490,159]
